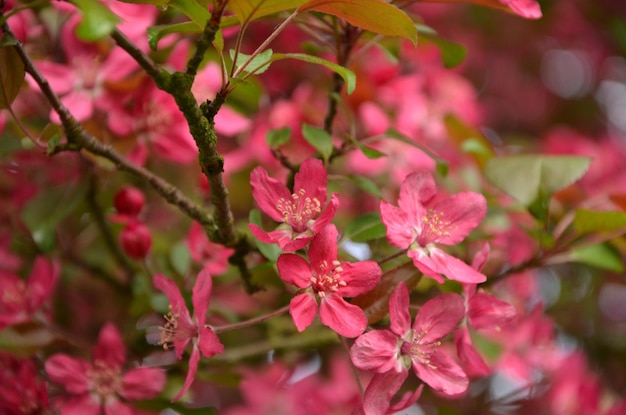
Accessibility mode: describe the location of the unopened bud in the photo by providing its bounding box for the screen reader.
[120,221,152,259]
[114,187,145,217]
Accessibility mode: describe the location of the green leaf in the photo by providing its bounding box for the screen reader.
[443,114,493,167]
[249,209,281,262]
[0,46,25,109]
[299,0,417,45]
[417,25,467,68]
[343,212,387,242]
[170,241,191,276]
[0,325,56,356]
[148,22,202,51]
[229,0,306,23]
[170,0,211,28]
[302,124,333,163]
[346,174,382,198]
[266,127,291,148]
[574,209,626,235]
[72,0,120,41]
[271,53,356,94]
[230,48,274,76]
[485,155,591,206]
[469,328,503,361]
[116,0,168,5]
[570,243,625,273]
[21,182,88,252]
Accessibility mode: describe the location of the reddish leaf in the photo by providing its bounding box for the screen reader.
[0,46,25,110]
[420,0,542,19]
[352,262,421,324]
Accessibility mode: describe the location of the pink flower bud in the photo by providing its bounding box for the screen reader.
[114,187,145,217]
[120,222,152,259]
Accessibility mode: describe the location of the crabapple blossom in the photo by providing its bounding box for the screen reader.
[380,169,487,283]
[249,158,339,251]
[186,221,234,275]
[351,282,468,414]
[276,224,381,337]
[0,353,49,415]
[153,270,224,401]
[45,323,165,415]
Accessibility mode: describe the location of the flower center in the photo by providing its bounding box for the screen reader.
[276,189,322,232]
[310,260,346,297]
[88,360,122,398]
[400,330,441,370]
[419,209,452,242]
[158,305,196,351]
[1,281,27,312]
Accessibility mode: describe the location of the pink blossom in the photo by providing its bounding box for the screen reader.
[45,323,165,415]
[0,257,59,329]
[153,270,224,401]
[380,170,487,283]
[276,224,381,337]
[351,282,468,413]
[499,0,542,19]
[0,353,49,415]
[186,222,234,275]
[249,158,339,251]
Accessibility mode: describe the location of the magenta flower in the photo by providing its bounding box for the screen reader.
[499,0,542,19]
[0,257,58,330]
[351,282,468,410]
[380,170,487,284]
[45,323,165,415]
[0,353,49,415]
[153,270,224,401]
[249,158,339,251]
[276,224,381,338]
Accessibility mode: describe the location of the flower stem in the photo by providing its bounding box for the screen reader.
[212,304,291,334]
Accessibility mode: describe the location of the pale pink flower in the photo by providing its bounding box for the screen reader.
[249,158,339,251]
[499,0,542,19]
[0,257,58,329]
[351,282,468,414]
[186,222,234,275]
[153,270,224,401]
[45,323,165,415]
[380,169,487,283]
[276,224,381,337]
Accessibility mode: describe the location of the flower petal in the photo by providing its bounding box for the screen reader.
[58,395,101,415]
[336,260,382,298]
[411,348,469,396]
[120,367,166,400]
[361,370,410,415]
[198,327,224,358]
[290,292,318,332]
[93,323,125,368]
[171,345,201,402]
[454,327,490,378]
[413,293,465,344]
[380,201,415,249]
[399,170,436,213]
[294,158,328,205]
[319,294,367,338]
[350,330,400,373]
[153,274,192,323]
[26,257,59,311]
[429,192,487,245]
[468,292,516,330]
[277,253,312,289]
[192,269,213,327]
[45,355,91,394]
[308,224,338,270]
[250,166,292,223]
[389,282,412,339]
[309,193,339,234]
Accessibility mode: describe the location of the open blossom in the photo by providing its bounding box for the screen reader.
[276,224,381,337]
[351,282,468,414]
[0,353,49,415]
[249,158,339,251]
[186,221,234,275]
[153,270,224,401]
[380,170,487,284]
[0,257,58,329]
[45,323,165,415]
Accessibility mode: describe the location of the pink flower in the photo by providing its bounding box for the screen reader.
[351,282,468,410]
[153,270,224,401]
[276,224,381,337]
[0,353,49,415]
[499,0,542,19]
[0,257,58,329]
[249,158,339,251]
[45,323,165,415]
[380,170,487,284]
[186,222,234,275]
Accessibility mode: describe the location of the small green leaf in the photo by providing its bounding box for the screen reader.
[485,155,591,206]
[170,0,211,28]
[299,0,417,45]
[249,210,281,262]
[570,243,625,273]
[72,0,120,41]
[346,174,382,198]
[230,48,274,76]
[0,325,56,356]
[574,209,626,235]
[417,25,467,68]
[271,53,356,94]
[343,212,387,242]
[0,45,25,109]
[266,127,291,148]
[148,22,202,51]
[170,241,191,276]
[302,124,333,163]
[229,0,306,23]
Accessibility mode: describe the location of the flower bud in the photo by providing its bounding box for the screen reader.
[114,187,145,217]
[120,221,152,259]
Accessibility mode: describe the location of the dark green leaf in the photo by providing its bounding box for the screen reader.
[266,127,291,148]
[148,22,201,51]
[271,53,356,94]
[574,209,626,235]
[570,243,625,273]
[72,0,120,41]
[170,0,211,28]
[302,124,333,163]
[417,26,467,68]
[343,212,387,242]
[230,48,274,76]
[0,46,24,109]
[346,174,382,198]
